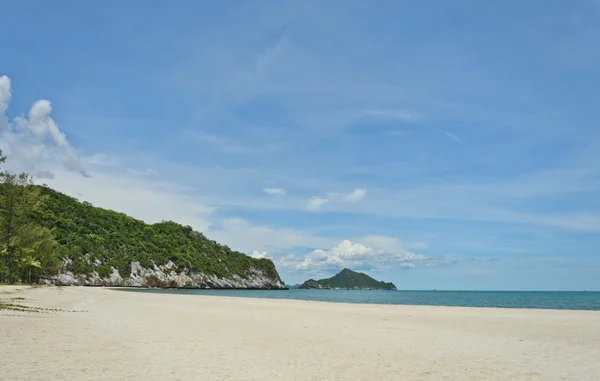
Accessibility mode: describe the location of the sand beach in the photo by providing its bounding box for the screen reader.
[1,286,599,381]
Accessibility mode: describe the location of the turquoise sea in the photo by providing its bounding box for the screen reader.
[121,288,600,311]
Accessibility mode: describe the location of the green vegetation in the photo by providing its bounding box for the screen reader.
[34,187,282,283]
[0,150,283,286]
[0,302,52,313]
[0,300,83,313]
[298,268,397,290]
[0,150,61,284]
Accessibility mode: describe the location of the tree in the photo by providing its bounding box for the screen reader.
[15,223,60,283]
[20,255,41,285]
[0,151,54,283]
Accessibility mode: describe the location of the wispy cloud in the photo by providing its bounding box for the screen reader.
[255,32,289,79]
[210,217,336,253]
[306,196,329,211]
[364,109,420,122]
[444,132,461,143]
[127,168,158,177]
[342,188,367,202]
[185,131,256,155]
[306,188,367,211]
[0,75,10,125]
[262,187,286,196]
[83,153,119,167]
[386,130,410,137]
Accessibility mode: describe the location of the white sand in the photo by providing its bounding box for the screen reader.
[1,286,599,381]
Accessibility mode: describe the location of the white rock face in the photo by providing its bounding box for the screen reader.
[46,260,286,289]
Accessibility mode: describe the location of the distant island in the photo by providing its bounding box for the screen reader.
[298,268,396,290]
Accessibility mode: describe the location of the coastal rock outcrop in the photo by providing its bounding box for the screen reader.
[46,260,286,289]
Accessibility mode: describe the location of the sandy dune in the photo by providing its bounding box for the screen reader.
[1,286,599,380]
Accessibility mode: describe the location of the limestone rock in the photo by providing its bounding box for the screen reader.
[45,260,286,289]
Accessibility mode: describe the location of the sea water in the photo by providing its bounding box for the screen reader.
[120,288,600,311]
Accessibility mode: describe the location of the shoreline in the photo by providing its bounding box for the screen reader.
[4,284,598,312]
[6,285,600,313]
[114,285,600,312]
[61,284,291,290]
[7,283,596,292]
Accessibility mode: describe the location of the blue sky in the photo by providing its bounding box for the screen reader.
[1,0,599,290]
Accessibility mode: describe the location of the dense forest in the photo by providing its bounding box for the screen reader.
[35,187,282,283]
[0,150,283,286]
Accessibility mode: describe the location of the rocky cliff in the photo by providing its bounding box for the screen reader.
[46,260,286,289]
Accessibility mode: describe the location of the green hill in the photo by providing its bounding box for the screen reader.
[298,268,396,290]
[32,187,285,289]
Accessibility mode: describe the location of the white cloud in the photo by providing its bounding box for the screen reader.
[306,196,329,211]
[264,238,455,274]
[444,132,461,143]
[364,109,420,122]
[262,187,286,196]
[0,75,88,178]
[251,250,267,259]
[0,76,11,121]
[306,188,367,210]
[342,188,367,202]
